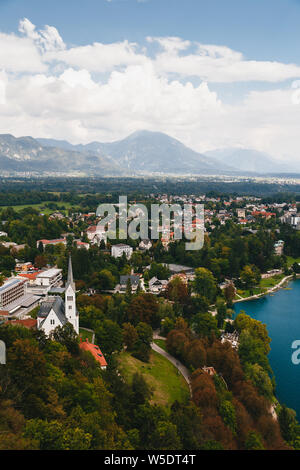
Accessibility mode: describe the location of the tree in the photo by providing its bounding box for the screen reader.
[245,363,274,401]
[166,277,188,304]
[240,265,260,289]
[216,300,227,329]
[34,255,47,269]
[95,319,123,356]
[278,405,298,443]
[224,283,236,306]
[192,313,218,338]
[193,268,217,303]
[132,323,153,363]
[131,373,152,405]
[122,323,138,351]
[245,431,264,450]
[51,323,79,355]
[127,293,160,328]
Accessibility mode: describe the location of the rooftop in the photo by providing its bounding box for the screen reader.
[80,339,107,368]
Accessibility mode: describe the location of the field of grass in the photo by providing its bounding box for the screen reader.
[118,350,190,406]
[79,328,94,343]
[154,339,167,351]
[0,201,80,215]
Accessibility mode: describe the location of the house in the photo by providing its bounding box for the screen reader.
[80,339,107,370]
[237,209,246,219]
[86,225,107,245]
[37,257,79,336]
[111,244,133,259]
[37,238,67,249]
[119,275,144,293]
[37,238,89,250]
[139,239,152,251]
[149,277,168,294]
[221,331,239,350]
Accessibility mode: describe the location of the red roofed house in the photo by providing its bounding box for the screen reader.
[80,339,107,370]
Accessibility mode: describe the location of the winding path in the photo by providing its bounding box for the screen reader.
[151,339,192,396]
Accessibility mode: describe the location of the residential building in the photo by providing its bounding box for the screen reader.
[111,244,133,259]
[35,268,63,289]
[80,339,107,370]
[149,277,168,294]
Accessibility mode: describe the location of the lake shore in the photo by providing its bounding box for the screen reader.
[233,274,299,304]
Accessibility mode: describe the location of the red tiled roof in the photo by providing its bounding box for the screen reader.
[18,272,40,280]
[80,340,107,368]
[10,319,37,329]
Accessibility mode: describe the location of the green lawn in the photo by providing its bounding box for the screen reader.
[118,350,190,406]
[79,328,94,343]
[154,339,167,351]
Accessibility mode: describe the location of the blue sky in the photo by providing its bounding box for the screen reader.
[0,0,300,160]
[1,0,300,62]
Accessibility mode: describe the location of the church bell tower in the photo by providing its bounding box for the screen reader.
[65,256,79,334]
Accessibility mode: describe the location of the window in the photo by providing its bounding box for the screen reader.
[67,296,73,301]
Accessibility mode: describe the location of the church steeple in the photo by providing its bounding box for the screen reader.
[65,255,78,334]
[66,256,75,290]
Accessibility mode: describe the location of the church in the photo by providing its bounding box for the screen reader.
[37,256,79,336]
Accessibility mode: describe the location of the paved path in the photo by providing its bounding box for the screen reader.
[151,341,192,396]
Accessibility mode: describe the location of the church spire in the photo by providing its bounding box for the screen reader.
[66,255,75,290]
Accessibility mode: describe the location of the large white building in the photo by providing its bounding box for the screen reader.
[35,268,63,289]
[37,257,79,336]
[0,278,40,319]
[111,244,133,259]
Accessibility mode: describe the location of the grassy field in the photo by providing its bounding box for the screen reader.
[0,201,80,215]
[118,350,190,406]
[154,339,167,351]
[79,328,94,343]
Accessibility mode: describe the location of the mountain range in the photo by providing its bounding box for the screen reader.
[0,130,297,176]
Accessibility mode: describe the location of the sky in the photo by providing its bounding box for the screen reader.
[0,0,300,161]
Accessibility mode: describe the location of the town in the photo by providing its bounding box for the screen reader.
[1,182,300,450]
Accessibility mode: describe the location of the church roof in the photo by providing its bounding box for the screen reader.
[38,296,68,327]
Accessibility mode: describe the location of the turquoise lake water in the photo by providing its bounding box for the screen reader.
[233,279,300,418]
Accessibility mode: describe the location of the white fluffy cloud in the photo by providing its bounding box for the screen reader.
[0,19,300,160]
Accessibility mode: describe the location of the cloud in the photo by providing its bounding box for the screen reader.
[149,37,300,83]
[0,19,300,160]
[48,40,148,73]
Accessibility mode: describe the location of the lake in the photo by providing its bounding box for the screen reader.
[233,279,300,418]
